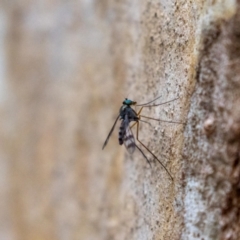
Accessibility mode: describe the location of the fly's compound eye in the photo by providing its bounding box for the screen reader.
[123,99,133,105]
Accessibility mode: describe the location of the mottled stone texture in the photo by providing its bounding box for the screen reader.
[183,3,240,239]
[0,1,239,240]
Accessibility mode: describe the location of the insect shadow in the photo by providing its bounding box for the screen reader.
[102,95,183,181]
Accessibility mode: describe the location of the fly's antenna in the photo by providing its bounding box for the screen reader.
[136,95,162,106]
[136,96,180,107]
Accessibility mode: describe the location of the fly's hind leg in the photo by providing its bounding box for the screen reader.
[135,121,173,181]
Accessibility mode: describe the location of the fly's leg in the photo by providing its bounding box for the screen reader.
[140,115,185,125]
[135,121,173,181]
[130,106,143,129]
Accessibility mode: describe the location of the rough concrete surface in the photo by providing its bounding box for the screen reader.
[0,0,240,240]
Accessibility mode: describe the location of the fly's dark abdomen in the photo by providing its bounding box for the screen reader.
[118,122,125,145]
[118,106,138,146]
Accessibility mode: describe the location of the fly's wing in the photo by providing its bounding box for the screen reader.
[123,124,136,154]
[102,115,120,150]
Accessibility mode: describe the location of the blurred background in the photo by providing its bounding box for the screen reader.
[1,1,129,239]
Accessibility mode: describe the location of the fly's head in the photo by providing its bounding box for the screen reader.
[122,98,136,106]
